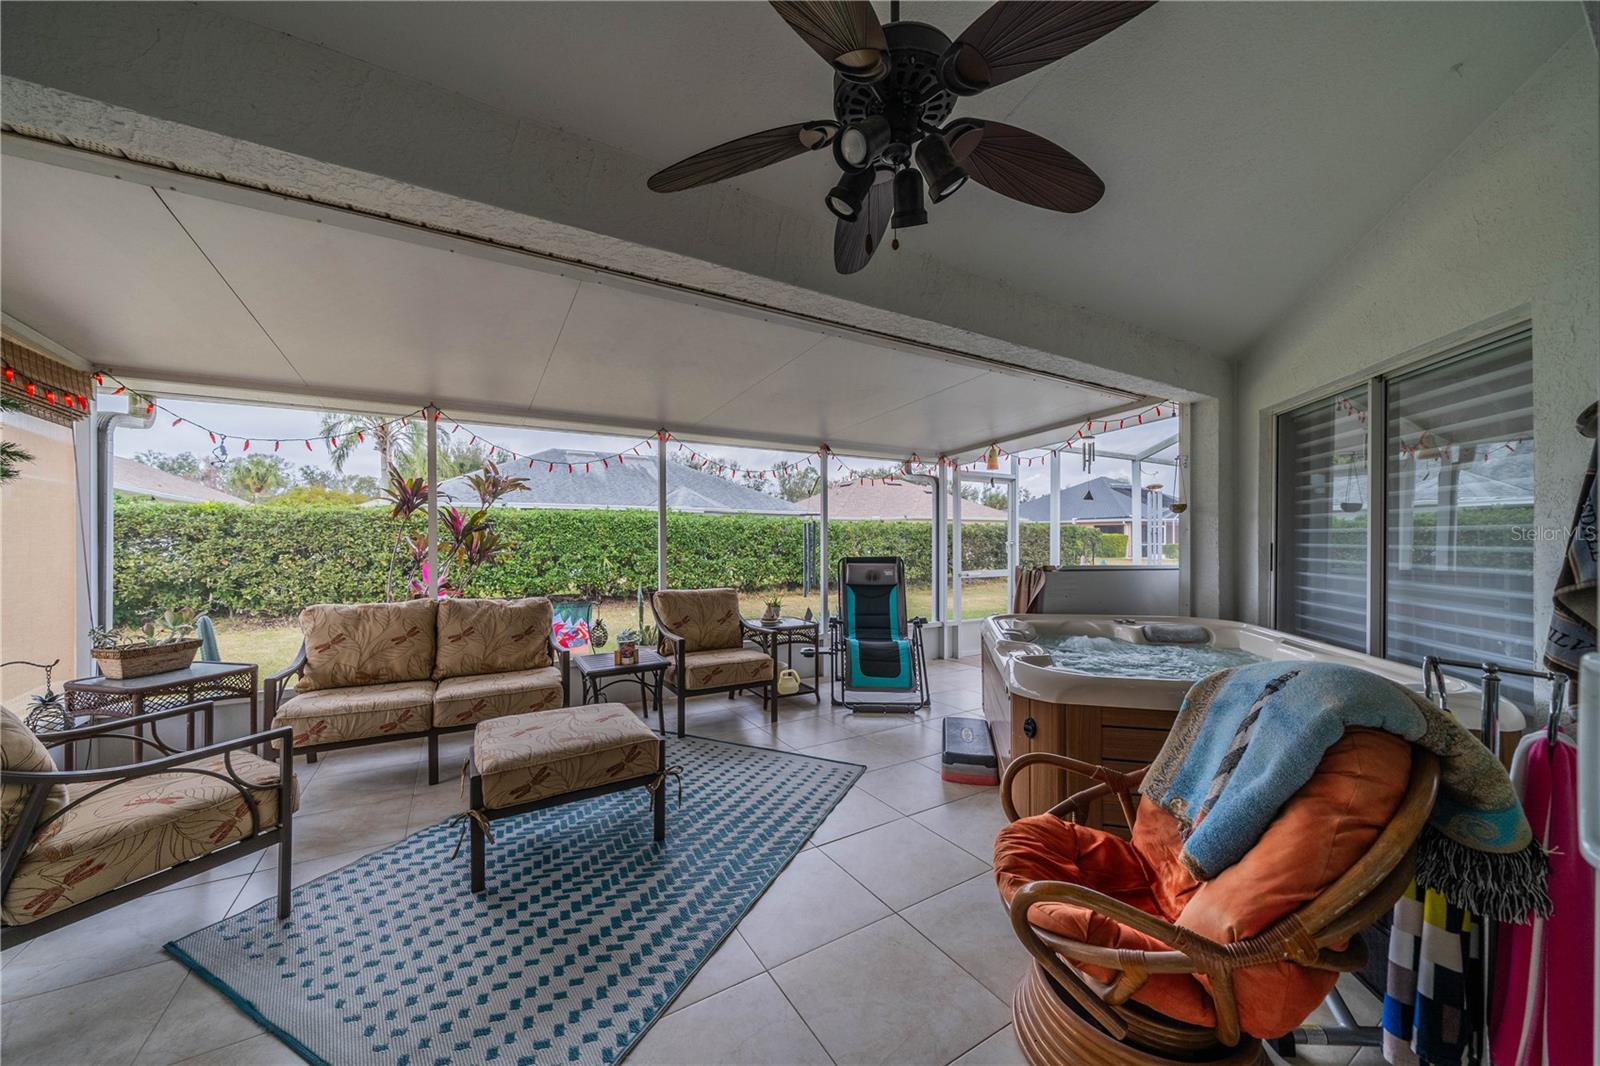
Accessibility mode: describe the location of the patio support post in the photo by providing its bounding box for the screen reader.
[426,406,439,599]
[1130,457,1143,564]
[656,432,667,589]
[818,446,829,624]
[1048,449,1061,565]
[1007,456,1020,607]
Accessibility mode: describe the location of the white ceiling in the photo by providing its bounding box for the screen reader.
[210,1,1582,355]
[0,149,1138,458]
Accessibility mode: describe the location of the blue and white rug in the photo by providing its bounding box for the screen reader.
[167,736,861,1065]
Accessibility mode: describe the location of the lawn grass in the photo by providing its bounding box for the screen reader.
[208,578,1016,676]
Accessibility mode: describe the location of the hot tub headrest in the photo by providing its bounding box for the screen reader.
[997,621,1037,642]
[1140,623,1213,646]
[844,562,898,586]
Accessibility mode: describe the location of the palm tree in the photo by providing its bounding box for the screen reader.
[1,395,36,484]
[318,413,422,474]
[225,455,290,501]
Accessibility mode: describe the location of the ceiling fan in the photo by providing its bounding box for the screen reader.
[647,1,1156,274]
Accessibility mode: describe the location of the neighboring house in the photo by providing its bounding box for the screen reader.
[1019,476,1178,557]
[114,457,247,504]
[435,449,801,514]
[798,478,1007,522]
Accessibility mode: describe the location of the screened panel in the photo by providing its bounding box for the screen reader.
[1275,387,1369,650]
[1384,332,1535,701]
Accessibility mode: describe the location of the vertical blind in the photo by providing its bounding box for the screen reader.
[1275,330,1536,703]
[1384,333,1536,701]
[1275,386,1369,651]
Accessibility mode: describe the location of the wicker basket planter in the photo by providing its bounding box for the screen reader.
[91,639,203,680]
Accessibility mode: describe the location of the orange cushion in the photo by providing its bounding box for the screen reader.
[993,728,1414,1039]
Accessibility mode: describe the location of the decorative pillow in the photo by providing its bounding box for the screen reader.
[297,600,437,691]
[1,706,69,850]
[652,588,743,652]
[434,597,553,680]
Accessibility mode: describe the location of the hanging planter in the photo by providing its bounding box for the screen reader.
[984,445,1000,471]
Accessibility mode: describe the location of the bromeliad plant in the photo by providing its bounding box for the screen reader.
[382,459,529,601]
[88,604,200,650]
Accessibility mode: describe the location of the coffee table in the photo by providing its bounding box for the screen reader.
[572,648,669,734]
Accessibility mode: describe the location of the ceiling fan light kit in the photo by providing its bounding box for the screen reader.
[826,167,877,221]
[891,167,928,228]
[913,134,966,203]
[648,1,1157,272]
[834,114,892,171]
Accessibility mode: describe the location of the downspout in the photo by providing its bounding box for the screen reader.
[93,402,154,628]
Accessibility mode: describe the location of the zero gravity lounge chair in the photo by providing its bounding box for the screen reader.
[829,557,929,713]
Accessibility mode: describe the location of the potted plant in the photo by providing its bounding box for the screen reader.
[761,597,783,624]
[89,607,203,680]
[614,627,640,666]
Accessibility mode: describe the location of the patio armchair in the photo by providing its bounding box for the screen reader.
[994,733,1439,1065]
[648,587,776,737]
[1,700,296,948]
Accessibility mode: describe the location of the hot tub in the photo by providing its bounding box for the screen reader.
[981,614,1524,827]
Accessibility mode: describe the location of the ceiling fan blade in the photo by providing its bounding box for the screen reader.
[647,121,839,193]
[833,171,893,274]
[947,120,1104,213]
[770,1,889,82]
[943,1,1156,95]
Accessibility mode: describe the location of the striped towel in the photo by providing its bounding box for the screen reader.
[1382,881,1482,1066]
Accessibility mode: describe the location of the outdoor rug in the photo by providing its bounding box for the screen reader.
[166,735,862,1066]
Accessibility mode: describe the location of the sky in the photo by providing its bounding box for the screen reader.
[110,394,1181,502]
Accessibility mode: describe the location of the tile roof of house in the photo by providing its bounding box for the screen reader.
[799,478,1007,521]
[114,457,248,504]
[435,450,801,514]
[1018,476,1176,524]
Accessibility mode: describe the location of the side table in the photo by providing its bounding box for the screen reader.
[62,662,260,767]
[743,617,821,722]
[572,649,669,734]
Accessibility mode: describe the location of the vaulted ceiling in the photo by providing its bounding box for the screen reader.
[209,1,1582,354]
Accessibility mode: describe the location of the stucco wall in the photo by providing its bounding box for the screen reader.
[1233,32,1599,682]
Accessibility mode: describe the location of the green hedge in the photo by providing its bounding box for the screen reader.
[113,501,1108,620]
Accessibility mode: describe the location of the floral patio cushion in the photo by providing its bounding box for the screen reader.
[652,588,743,652]
[666,648,774,691]
[296,600,437,691]
[2,751,295,925]
[473,704,659,810]
[1,706,69,851]
[434,597,552,680]
[272,680,435,748]
[433,668,565,728]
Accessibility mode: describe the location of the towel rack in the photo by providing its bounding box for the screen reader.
[1422,655,1565,759]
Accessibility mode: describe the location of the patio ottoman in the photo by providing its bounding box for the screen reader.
[466,703,665,893]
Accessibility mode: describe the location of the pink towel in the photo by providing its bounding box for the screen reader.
[1491,738,1595,1065]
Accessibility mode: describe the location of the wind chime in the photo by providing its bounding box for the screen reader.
[1080,428,1096,473]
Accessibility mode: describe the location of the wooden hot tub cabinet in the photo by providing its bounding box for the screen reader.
[982,651,1174,835]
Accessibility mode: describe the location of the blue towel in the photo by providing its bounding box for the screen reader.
[1142,661,1547,923]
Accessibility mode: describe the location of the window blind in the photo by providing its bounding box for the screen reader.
[1384,332,1536,703]
[1275,386,1369,651]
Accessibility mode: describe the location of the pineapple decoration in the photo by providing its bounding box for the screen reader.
[9,658,70,734]
[589,618,609,652]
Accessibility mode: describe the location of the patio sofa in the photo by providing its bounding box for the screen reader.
[265,597,571,784]
[2,700,295,946]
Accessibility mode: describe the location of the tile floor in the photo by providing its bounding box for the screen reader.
[0,656,1383,1066]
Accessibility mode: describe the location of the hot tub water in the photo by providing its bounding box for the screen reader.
[1041,634,1265,680]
